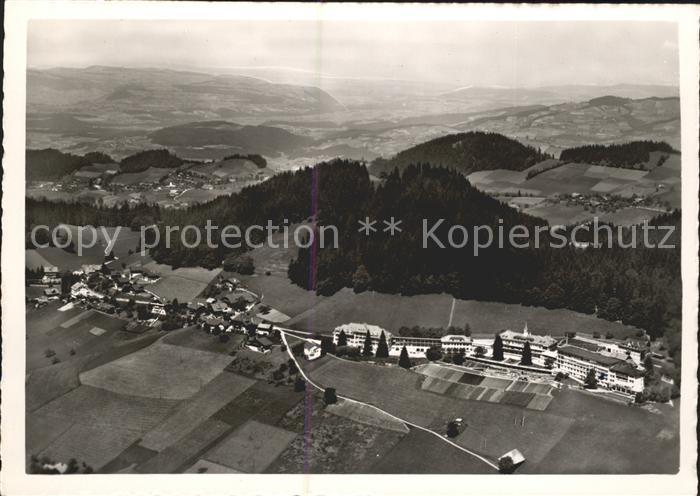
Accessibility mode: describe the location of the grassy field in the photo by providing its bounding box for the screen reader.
[138,372,255,452]
[369,429,494,474]
[162,326,246,354]
[136,418,233,474]
[302,357,679,473]
[283,288,640,339]
[28,247,105,271]
[79,341,233,400]
[203,420,297,473]
[147,268,221,302]
[30,385,178,470]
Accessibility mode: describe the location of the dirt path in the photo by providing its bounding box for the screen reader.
[279,331,499,472]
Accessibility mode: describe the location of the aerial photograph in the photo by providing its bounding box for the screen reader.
[23,17,683,476]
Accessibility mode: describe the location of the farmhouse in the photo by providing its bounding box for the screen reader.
[499,325,558,366]
[333,323,392,348]
[556,344,644,394]
[256,323,273,336]
[304,342,322,361]
[71,282,104,300]
[247,337,272,354]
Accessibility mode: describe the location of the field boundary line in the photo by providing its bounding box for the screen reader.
[280,331,499,472]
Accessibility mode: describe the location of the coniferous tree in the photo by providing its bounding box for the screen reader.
[362,330,373,357]
[398,346,412,369]
[521,341,533,366]
[493,334,504,361]
[337,329,348,347]
[376,330,389,358]
[584,368,598,389]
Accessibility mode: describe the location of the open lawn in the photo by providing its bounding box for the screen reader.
[139,372,255,452]
[285,289,639,339]
[240,273,321,319]
[369,428,494,474]
[203,420,296,473]
[450,299,640,339]
[287,289,454,333]
[162,326,246,355]
[30,247,105,271]
[79,341,233,400]
[26,310,128,371]
[142,264,222,302]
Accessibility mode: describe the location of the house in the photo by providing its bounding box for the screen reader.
[210,301,230,314]
[80,264,102,275]
[499,449,526,469]
[247,337,272,354]
[303,342,322,361]
[41,274,61,285]
[256,323,273,336]
[151,304,166,316]
[43,287,61,298]
[70,282,104,300]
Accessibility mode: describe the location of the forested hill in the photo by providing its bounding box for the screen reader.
[559,141,677,169]
[119,149,183,173]
[26,149,93,181]
[369,131,552,177]
[26,160,680,357]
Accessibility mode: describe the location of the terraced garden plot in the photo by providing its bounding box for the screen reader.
[204,420,296,473]
[80,341,233,400]
[139,372,255,452]
[500,391,536,408]
[136,419,232,473]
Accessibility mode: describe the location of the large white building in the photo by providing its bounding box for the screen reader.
[568,336,645,365]
[556,344,645,394]
[499,325,558,366]
[333,323,392,349]
[333,323,470,358]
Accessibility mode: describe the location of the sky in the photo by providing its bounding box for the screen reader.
[27,20,679,87]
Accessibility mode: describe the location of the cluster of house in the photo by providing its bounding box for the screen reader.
[332,322,647,394]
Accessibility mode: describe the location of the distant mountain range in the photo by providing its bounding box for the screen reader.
[27,66,344,122]
[25,66,681,163]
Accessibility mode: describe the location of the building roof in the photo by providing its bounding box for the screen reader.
[500,329,557,347]
[558,345,620,367]
[335,323,390,339]
[610,362,645,378]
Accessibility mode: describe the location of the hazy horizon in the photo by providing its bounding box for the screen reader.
[28,20,679,88]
